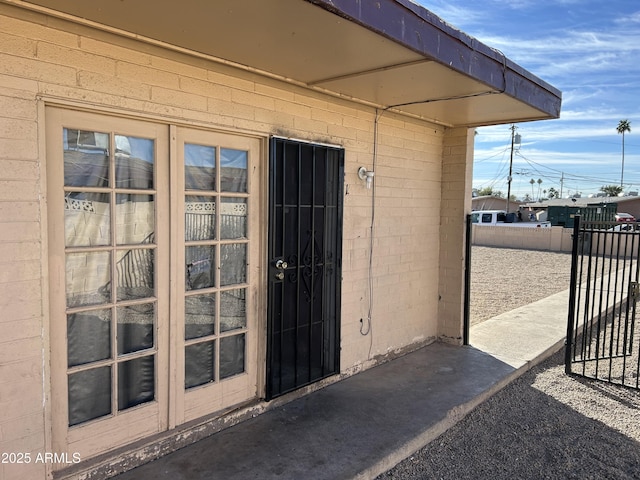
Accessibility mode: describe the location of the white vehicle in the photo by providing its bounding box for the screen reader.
[607,223,639,232]
[471,210,551,228]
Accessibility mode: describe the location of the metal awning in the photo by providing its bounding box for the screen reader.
[14,0,561,127]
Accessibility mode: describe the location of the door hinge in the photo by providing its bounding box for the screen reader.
[631,281,640,301]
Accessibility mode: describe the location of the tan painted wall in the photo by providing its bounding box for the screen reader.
[438,128,475,344]
[472,225,574,252]
[473,225,640,260]
[0,5,468,478]
[588,231,640,258]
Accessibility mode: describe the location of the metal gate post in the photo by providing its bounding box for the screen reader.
[463,214,472,345]
[565,214,581,374]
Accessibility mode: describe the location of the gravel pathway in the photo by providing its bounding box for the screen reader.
[378,347,640,480]
[378,246,640,480]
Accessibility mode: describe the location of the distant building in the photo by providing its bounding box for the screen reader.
[523,196,640,218]
[471,195,511,212]
[522,197,640,227]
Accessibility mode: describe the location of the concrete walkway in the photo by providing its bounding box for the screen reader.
[112,289,571,480]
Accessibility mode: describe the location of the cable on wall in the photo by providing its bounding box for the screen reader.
[360,108,385,362]
[360,108,381,339]
[359,48,507,353]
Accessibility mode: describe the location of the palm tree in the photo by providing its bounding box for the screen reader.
[600,184,623,197]
[617,119,631,188]
[537,178,542,200]
[530,178,535,198]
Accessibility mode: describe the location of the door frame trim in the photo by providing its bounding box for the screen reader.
[270,135,344,149]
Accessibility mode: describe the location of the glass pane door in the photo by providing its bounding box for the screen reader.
[47,108,169,461]
[47,109,259,462]
[64,128,158,424]
[178,129,258,423]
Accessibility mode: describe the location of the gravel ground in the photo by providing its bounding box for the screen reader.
[378,246,640,480]
[470,246,575,325]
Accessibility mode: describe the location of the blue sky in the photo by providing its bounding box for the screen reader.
[417,0,640,200]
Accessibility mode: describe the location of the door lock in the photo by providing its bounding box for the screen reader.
[275,271,285,280]
[275,259,288,270]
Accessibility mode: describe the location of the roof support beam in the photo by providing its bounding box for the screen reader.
[308,59,433,86]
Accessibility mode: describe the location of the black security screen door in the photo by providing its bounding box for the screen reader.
[267,138,343,399]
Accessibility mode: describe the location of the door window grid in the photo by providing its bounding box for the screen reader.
[183,143,249,389]
[63,128,158,427]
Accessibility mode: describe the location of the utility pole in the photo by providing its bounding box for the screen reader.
[506,125,520,213]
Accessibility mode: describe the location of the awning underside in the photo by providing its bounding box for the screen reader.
[18,0,561,127]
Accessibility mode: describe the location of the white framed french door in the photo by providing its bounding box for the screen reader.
[46,107,260,463]
[174,127,259,423]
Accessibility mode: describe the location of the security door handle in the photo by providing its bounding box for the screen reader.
[275,259,288,270]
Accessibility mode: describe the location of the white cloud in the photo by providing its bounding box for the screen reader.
[476,31,640,68]
[418,0,640,196]
[615,11,640,25]
[414,2,487,28]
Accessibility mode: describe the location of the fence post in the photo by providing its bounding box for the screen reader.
[463,214,472,345]
[565,214,581,374]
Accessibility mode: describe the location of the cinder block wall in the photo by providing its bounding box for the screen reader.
[0,9,49,480]
[0,4,464,478]
[340,114,445,364]
[472,225,574,252]
[438,127,474,344]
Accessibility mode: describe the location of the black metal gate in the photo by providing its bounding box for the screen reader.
[266,137,343,400]
[565,215,640,389]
